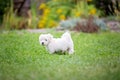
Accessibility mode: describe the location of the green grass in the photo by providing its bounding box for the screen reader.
[0,30,120,80]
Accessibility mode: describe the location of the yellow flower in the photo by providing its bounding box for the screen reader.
[41,16,47,21]
[56,9,63,14]
[38,20,46,28]
[59,15,66,20]
[89,9,96,15]
[38,23,44,28]
[39,3,46,10]
[75,12,81,17]
[43,8,50,16]
[49,20,57,27]
[53,0,57,1]
[40,20,46,24]
[87,0,92,2]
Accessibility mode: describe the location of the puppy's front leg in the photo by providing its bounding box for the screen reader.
[48,48,55,54]
[49,50,55,54]
[68,48,74,54]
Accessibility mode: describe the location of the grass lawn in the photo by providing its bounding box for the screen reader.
[0,30,120,80]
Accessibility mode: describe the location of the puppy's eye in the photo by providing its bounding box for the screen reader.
[45,39,47,41]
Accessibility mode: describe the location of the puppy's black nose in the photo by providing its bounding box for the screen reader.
[42,42,44,45]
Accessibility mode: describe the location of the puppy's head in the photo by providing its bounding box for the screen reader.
[39,34,53,46]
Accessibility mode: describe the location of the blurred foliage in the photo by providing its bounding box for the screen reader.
[2,7,28,30]
[59,18,80,29]
[90,0,120,16]
[2,0,38,30]
[0,0,11,24]
[0,0,119,30]
[38,0,74,28]
[73,16,100,33]
[2,1,29,30]
[71,1,101,18]
[59,16,108,32]
[38,0,102,28]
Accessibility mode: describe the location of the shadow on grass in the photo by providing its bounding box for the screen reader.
[53,51,69,55]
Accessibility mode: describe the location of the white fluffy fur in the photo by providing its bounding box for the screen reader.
[39,32,74,54]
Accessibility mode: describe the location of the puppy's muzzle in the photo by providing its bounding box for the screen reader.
[41,42,44,45]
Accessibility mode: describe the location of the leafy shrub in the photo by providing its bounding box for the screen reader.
[38,0,101,28]
[73,16,100,33]
[0,0,11,24]
[58,15,108,33]
[89,0,120,16]
[38,0,74,28]
[59,18,80,29]
[2,0,38,30]
[71,1,101,18]
[93,18,108,31]
[2,8,28,30]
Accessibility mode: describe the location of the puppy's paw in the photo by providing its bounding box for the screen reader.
[49,50,55,54]
[68,49,74,54]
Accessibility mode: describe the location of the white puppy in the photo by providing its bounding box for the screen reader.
[39,32,74,54]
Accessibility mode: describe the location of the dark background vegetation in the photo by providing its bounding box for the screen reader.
[0,0,11,24]
[0,0,119,24]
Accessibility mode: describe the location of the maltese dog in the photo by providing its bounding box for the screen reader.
[39,32,74,54]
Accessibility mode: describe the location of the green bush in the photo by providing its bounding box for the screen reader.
[0,0,11,24]
[38,0,74,28]
[38,0,101,28]
[71,1,101,18]
[90,0,120,16]
[2,0,38,30]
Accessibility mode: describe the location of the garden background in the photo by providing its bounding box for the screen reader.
[0,0,120,80]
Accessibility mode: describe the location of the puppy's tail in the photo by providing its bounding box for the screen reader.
[61,31,72,41]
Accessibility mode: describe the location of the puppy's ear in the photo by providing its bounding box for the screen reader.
[39,34,43,40]
[47,34,53,41]
[47,34,53,39]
